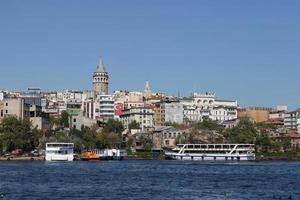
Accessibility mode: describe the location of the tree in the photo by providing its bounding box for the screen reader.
[139,133,153,150]
[60,111,69,128]
[255,131,271,152]
[0,116,36,152]
[102,119,124,134]
[226,117,258,144]
[128,120,140,130]
[192,118,224,133]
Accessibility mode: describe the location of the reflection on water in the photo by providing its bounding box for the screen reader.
[0,160,299,200]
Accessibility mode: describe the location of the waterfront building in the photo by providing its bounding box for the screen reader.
[238,107,273,123]
[120,107,154,130]
[93,58,109,96]
[152,126,185,149]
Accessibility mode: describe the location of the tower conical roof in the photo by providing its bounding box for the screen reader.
[97,58,106,73]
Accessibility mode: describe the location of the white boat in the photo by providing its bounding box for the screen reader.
[165,144,255,161]
[45,143,74,161]
[97,149,128,160]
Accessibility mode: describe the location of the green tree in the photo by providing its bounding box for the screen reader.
[192,118,224,133]
[139,133,153,150]
[128,120,140,130]
[226,117,258,144]
[0,116,36,152]
[60,111,69,128]
[255,131,271,152]
[102,119,124,134]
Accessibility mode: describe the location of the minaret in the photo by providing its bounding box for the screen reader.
[144,81,152,99]
[93,58,109,96]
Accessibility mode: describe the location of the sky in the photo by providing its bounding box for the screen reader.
[0,1,299,109]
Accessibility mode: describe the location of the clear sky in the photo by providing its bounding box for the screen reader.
[0,1,299,109]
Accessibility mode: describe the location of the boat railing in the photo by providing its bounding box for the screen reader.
[175,144,255,154]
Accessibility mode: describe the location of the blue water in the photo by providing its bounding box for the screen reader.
[0,160,299,200]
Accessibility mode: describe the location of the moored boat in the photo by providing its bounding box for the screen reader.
[81,151,99,161]
[165,144,255,161]
[45,143,74,161]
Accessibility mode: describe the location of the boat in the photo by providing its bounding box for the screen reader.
[98,149,128,160]
[81,151,98,161]
[165,144,255,161]
[45,143,74,161]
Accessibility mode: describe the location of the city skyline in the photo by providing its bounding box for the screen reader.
[0,1,300,109]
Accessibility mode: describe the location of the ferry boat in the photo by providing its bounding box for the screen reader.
[165,144,255,161]
[45,143,74,161]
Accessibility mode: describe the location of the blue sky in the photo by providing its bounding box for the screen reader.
[0,1,299,109]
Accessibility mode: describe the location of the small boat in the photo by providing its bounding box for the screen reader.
[81,151,99,161]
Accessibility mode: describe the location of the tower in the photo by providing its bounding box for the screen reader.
[144,81,152,99]
[93,58,109,96]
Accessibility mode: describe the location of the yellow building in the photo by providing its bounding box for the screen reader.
[238,107,273,123]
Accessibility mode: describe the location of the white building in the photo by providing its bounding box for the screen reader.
[182,93,237,123]
[98,95,115,120]
[284,109,300,130]
[83,95,115,121]
[161,101,184,124]
[120,107,154,130]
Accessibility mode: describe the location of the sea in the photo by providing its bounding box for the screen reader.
[0,160,299,200]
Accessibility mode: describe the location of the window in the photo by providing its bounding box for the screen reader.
[5,110,8,114]
[5,103,8,106]
[73,118,76,122]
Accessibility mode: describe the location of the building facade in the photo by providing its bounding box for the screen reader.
[120,107,154,130]
[182,93,238,123]
[284,109,300,130]
[161,101,184,124]
[238,107,273,123]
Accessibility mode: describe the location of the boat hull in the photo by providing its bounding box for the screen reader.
[45,155,74,162]
[165,153,255,161]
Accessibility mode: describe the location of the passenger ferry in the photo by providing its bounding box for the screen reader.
[45,143,74,161]
[165,144,255,161]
